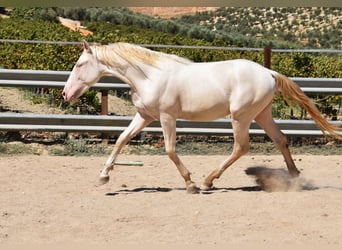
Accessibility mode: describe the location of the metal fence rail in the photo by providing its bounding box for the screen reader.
[0,69,341,94]
[0,113,341,137]
[0,69,129,90]
[0,69,341,137]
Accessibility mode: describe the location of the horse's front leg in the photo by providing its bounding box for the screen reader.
[160,114,198,193]
[99,112,153,185]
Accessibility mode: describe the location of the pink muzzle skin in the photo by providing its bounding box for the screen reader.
[62,83,89,103]
[62,86,74,103]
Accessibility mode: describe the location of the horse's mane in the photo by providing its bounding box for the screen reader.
[93,42,192,69]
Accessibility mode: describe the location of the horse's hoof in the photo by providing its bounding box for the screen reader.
[289,169,301,178]
[186,183,199,194]
[98,175,110,185]
[200,183,213,191]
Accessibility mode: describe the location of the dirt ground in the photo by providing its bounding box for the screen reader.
[1,154,342,246]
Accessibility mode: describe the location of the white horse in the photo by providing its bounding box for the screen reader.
[63,41,341,193]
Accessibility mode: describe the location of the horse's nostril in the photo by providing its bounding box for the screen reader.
[62,91,68,101]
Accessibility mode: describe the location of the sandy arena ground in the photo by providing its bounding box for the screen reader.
[1,154,342,246]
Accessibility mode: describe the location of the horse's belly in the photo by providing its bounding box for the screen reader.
[176,81,231,120]
[179,111,230,121]
[179,101,230,121]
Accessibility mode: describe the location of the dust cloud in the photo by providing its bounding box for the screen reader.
[245,166,317,192]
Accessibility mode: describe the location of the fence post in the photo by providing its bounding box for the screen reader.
[101,90,109,116]
[101,90,110,143]
[264,46,272,69]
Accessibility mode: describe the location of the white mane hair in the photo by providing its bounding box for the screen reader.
[92,42,192,69]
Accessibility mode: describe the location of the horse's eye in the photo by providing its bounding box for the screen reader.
[77,60,89,68]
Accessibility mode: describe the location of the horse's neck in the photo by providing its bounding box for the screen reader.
[104,59,160,93]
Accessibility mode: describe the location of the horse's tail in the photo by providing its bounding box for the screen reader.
[272,71,342,140]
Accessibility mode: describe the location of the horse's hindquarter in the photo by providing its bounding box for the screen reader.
[227,60,276,118]
[162,60,275,121]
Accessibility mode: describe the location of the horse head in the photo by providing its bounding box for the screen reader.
[62,41,105,102]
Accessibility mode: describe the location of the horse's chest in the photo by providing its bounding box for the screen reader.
[131,92,159,118]
[131,92,143,108]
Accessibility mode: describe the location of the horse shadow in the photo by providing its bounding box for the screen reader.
[106,187,174,196]
[105,185,262,196]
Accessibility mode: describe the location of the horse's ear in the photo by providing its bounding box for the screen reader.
[83,40,92,54]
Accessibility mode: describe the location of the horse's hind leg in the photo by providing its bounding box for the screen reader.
[160,113,197,193]
[99,112,153,185]
[202,118,251,190]
[254,103,300,177]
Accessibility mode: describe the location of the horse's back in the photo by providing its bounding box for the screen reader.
[170,59,276,102]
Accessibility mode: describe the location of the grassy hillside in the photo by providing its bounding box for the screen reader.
[177,7,341,49]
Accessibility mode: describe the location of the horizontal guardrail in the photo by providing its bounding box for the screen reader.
[0,69,130,90]
[0,113,341,137]
[0,69,341,94]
